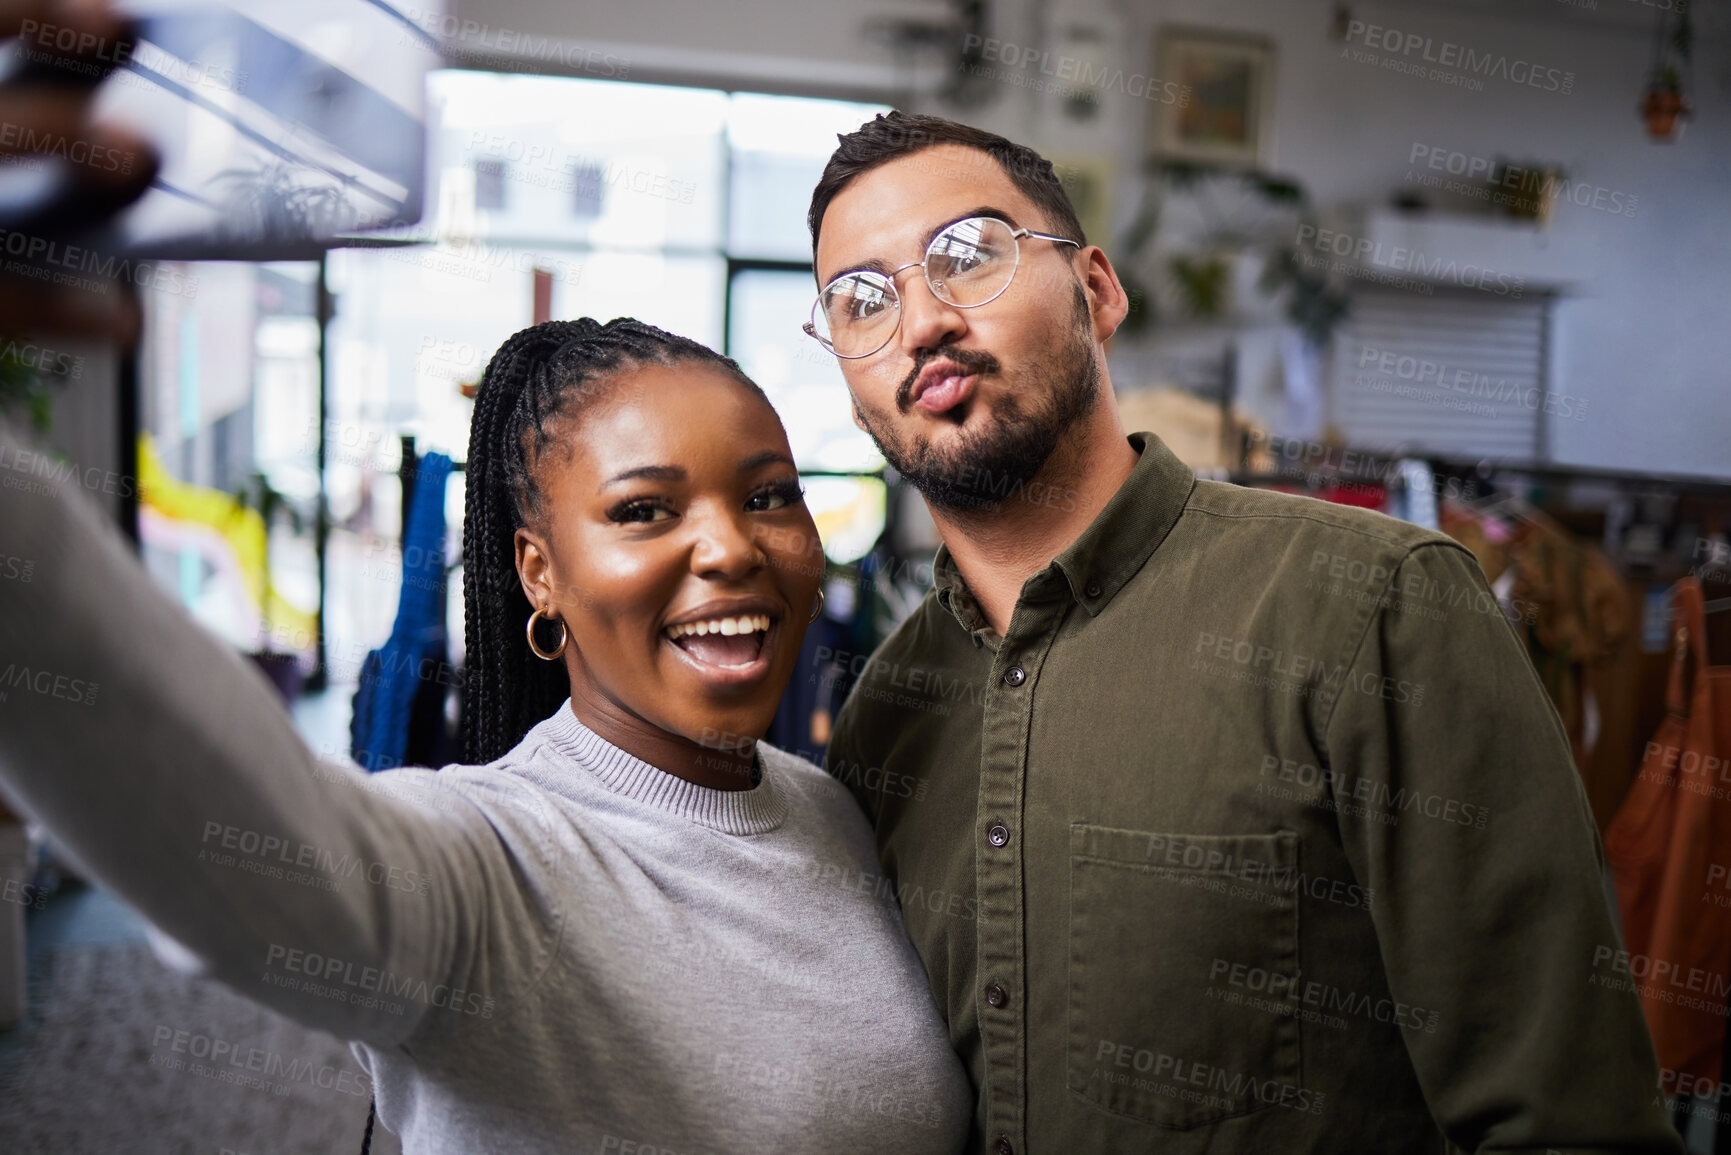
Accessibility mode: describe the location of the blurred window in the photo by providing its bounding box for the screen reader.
[473,159,507,210]
[142,73,892,687]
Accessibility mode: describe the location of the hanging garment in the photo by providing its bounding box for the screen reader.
[766,604,851,766]
[1576,578,1670,833]
[1606,577,1731,1083]
[1509,520,1632,769]
[1279,329,1325,441]
[1443,505,1632,772]
[1439,501,1512,593]
[350,452,454,771]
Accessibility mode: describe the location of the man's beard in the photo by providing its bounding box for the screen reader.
[856,285,1099,515]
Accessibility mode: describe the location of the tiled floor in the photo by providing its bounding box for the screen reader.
[0,886,149,1067]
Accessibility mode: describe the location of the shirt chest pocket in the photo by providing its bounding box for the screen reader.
[1067,825,1303,1130]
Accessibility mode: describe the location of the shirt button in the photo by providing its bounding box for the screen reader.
[1085,581,1101,598]
[994,1138,1014,1155]
[987,822,1011,847]
[985,982,1008,1008]
[1003,666,1026,686]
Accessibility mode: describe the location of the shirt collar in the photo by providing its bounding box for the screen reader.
[538,700,787,835]
[931,431,1195,640]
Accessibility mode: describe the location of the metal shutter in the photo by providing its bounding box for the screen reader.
[1330,286,1551,460]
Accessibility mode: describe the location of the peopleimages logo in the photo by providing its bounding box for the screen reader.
[1259,754,1490,829]
[466,133,697,206]
[377,238,584,289]
[150,1025,370,1098]
[0,228,199,299]
[263,944,496,1018]
[14,18,247,94]
[0,337,83,378]
[1591,944,1731,1008]
[0,123,136,174]
[959,34,1189,106]
[1089,1039,1327,1116]
[1296,224,1525,298]
[0,662,98,706]
[1192,629,1426,710]
[1342,19,1575,94]
[1355,345,1588,420]
[1207,957,1443,1033]
[1407,144,1638,219]
[400,6,630,79]
[199,820,432,896]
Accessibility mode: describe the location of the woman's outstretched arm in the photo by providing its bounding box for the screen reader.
[0,418,549,1046]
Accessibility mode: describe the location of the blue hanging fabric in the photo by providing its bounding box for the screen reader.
[350,452,453,771]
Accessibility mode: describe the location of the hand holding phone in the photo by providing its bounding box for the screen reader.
[0,0,159,341]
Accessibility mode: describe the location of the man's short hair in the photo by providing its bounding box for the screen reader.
[807,111,1086,262]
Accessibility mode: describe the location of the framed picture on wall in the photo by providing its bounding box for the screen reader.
[1149,27,1276,167]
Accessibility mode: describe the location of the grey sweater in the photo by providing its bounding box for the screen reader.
[0,419,971,1154]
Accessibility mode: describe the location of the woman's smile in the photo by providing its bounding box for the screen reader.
[661,596,783,686]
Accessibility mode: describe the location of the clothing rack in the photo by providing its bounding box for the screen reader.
[373,435,465,770]
[399,435,464,527]
[396,434,465,663]
[1432,459,1731,1147]
[1423,453,1731,499]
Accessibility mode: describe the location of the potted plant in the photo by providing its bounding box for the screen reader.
[0,340,58,434]
[1642,65,1690,140]
[1640,0,1692,142]
[1117,159,1348,346]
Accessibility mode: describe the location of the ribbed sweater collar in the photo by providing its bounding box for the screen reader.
[539,702,787,836]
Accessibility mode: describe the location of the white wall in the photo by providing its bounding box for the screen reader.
[447,0,1731,478]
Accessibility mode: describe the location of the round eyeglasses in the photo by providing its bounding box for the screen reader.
[803,216,1082,359]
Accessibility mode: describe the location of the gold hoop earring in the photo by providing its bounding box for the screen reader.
[526,605,567,661]
[808,587,826,623]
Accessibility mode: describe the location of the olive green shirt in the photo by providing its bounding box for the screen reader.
[826,432,1679,1154]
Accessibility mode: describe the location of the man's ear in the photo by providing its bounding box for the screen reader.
[1079,246,1131,343]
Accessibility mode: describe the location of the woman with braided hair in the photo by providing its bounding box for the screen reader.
[0,317,971,1153]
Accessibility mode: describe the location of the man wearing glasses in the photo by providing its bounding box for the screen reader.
[811,112,1679,1154]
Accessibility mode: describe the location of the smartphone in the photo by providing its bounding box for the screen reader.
[0,0,441,260]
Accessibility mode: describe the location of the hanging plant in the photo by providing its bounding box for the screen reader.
[1642,66,1690,139]
[1641,3,1693,140]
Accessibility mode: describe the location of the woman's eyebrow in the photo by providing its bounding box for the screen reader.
[601,454,791,486]
[739,451,795,472]
[603,464,686,486]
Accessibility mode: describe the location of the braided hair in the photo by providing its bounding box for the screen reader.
[461,317,774,765]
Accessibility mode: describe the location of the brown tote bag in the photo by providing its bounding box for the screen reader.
[1606,577,1731,1083]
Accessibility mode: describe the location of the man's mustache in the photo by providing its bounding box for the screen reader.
[896,347,1002,412]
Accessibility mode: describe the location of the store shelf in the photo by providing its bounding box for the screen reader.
[1335,207,1598,292]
